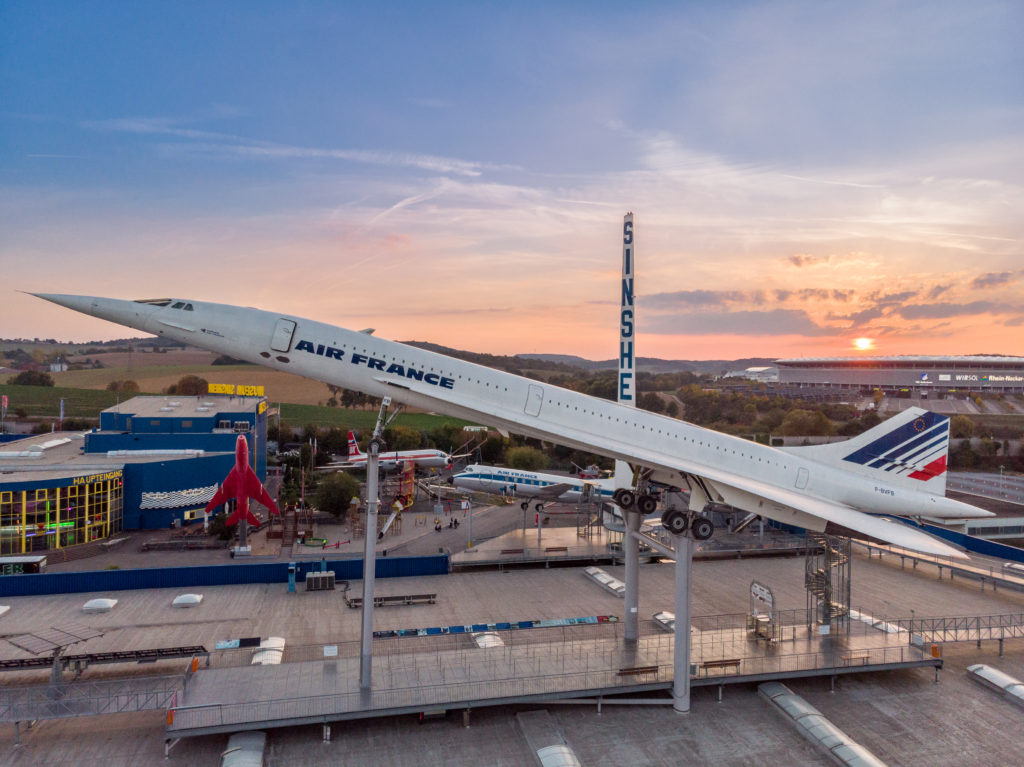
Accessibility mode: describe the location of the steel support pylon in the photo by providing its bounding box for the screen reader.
[624,510,641,641]
[358,437,379,689]
[673,533,694,713]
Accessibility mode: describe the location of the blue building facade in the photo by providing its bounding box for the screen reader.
[0,395,271,555]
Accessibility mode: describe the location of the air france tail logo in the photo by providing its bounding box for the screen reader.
[295,340,455,390]
[842,412,949,480]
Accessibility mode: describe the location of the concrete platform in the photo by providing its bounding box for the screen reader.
[164,615,939,739]
[5,544,1024,764]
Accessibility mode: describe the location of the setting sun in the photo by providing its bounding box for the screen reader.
[853,337,875,351]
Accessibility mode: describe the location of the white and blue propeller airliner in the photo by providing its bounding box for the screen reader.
[32,292,990,558]
[450,464,617,510]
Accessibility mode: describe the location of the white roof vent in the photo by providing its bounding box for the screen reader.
[172,593,204,608]
[82,598,118,613]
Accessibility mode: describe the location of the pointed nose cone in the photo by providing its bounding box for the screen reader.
[29,293,160,334]
[30,293,102,316]
[235,434,249,468]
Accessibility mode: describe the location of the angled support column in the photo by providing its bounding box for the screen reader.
[358,436,379,689]
[360,397,393,690]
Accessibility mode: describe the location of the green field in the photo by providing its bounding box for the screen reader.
[0,382,472,432]
[0,384,122,418]
[277,403,471,432]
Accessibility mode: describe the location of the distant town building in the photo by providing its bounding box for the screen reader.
[723,366,778,383]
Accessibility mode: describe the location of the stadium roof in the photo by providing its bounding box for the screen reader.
[775,355,1024,365]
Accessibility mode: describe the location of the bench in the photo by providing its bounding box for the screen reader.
[346,593,437,608]
[500,548,524,555]
[701,658,742,673]
[616,665,659,677]
[545,546,568,553]
[841,652,870,666]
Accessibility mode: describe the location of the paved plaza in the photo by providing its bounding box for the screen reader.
[4,515,1024,764]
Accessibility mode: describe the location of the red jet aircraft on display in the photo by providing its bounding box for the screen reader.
[206,434,281,526]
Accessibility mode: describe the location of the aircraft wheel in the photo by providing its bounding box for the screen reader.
[661,509,688,536]
[636,494,658,515]
[691,516,714,541]
[535,503,544,512]
[520,501,529,511]
[613,489,637,510]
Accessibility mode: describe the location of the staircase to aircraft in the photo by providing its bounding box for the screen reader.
[280,507,297,554]
[805,533,852,625]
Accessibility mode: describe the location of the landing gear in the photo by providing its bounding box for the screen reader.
[661,510,714,541]
[613,488,636,510]
[520,501,529,511]
[661,509,688,536]
[690,516,714,541]
[635,494,658,516]
[534,503,544,512]
[613,488,656,513]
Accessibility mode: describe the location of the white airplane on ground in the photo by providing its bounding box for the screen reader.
[449,464,616,511]
[32,293,991,558]
[320,430,460,472]
[449,463,661,531]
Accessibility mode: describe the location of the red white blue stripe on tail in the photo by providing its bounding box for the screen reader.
[840,410,949,482]
[781,408,951,496]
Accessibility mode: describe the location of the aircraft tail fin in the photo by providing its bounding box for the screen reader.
[347,431,364,459]
[783,407,950,496]
[225,503,261,527]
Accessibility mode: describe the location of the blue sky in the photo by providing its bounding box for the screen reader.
[2,1,1022,358]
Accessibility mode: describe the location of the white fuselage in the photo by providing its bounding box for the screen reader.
[345,451,450,470]
[34,295,990,531]
[452,464,616,504]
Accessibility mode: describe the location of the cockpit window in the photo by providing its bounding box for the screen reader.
[184,303,193,311]
[134,298,172,306]
[171,301,186,309]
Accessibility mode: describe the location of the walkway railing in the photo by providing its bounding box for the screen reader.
[167,642,930,735]
[0,675,182,722]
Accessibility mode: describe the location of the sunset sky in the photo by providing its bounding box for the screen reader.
[2,2,1022,360]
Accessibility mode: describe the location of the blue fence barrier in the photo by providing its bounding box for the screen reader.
[770,517,1024,565]
[906,519,1024,564]
[0,555,449,598]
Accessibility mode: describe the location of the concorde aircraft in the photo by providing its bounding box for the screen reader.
[32,293,991,558]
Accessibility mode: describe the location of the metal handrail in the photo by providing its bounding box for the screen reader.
[167,643,924,732]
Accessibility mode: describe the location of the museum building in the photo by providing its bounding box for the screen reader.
[0,394,269,556]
